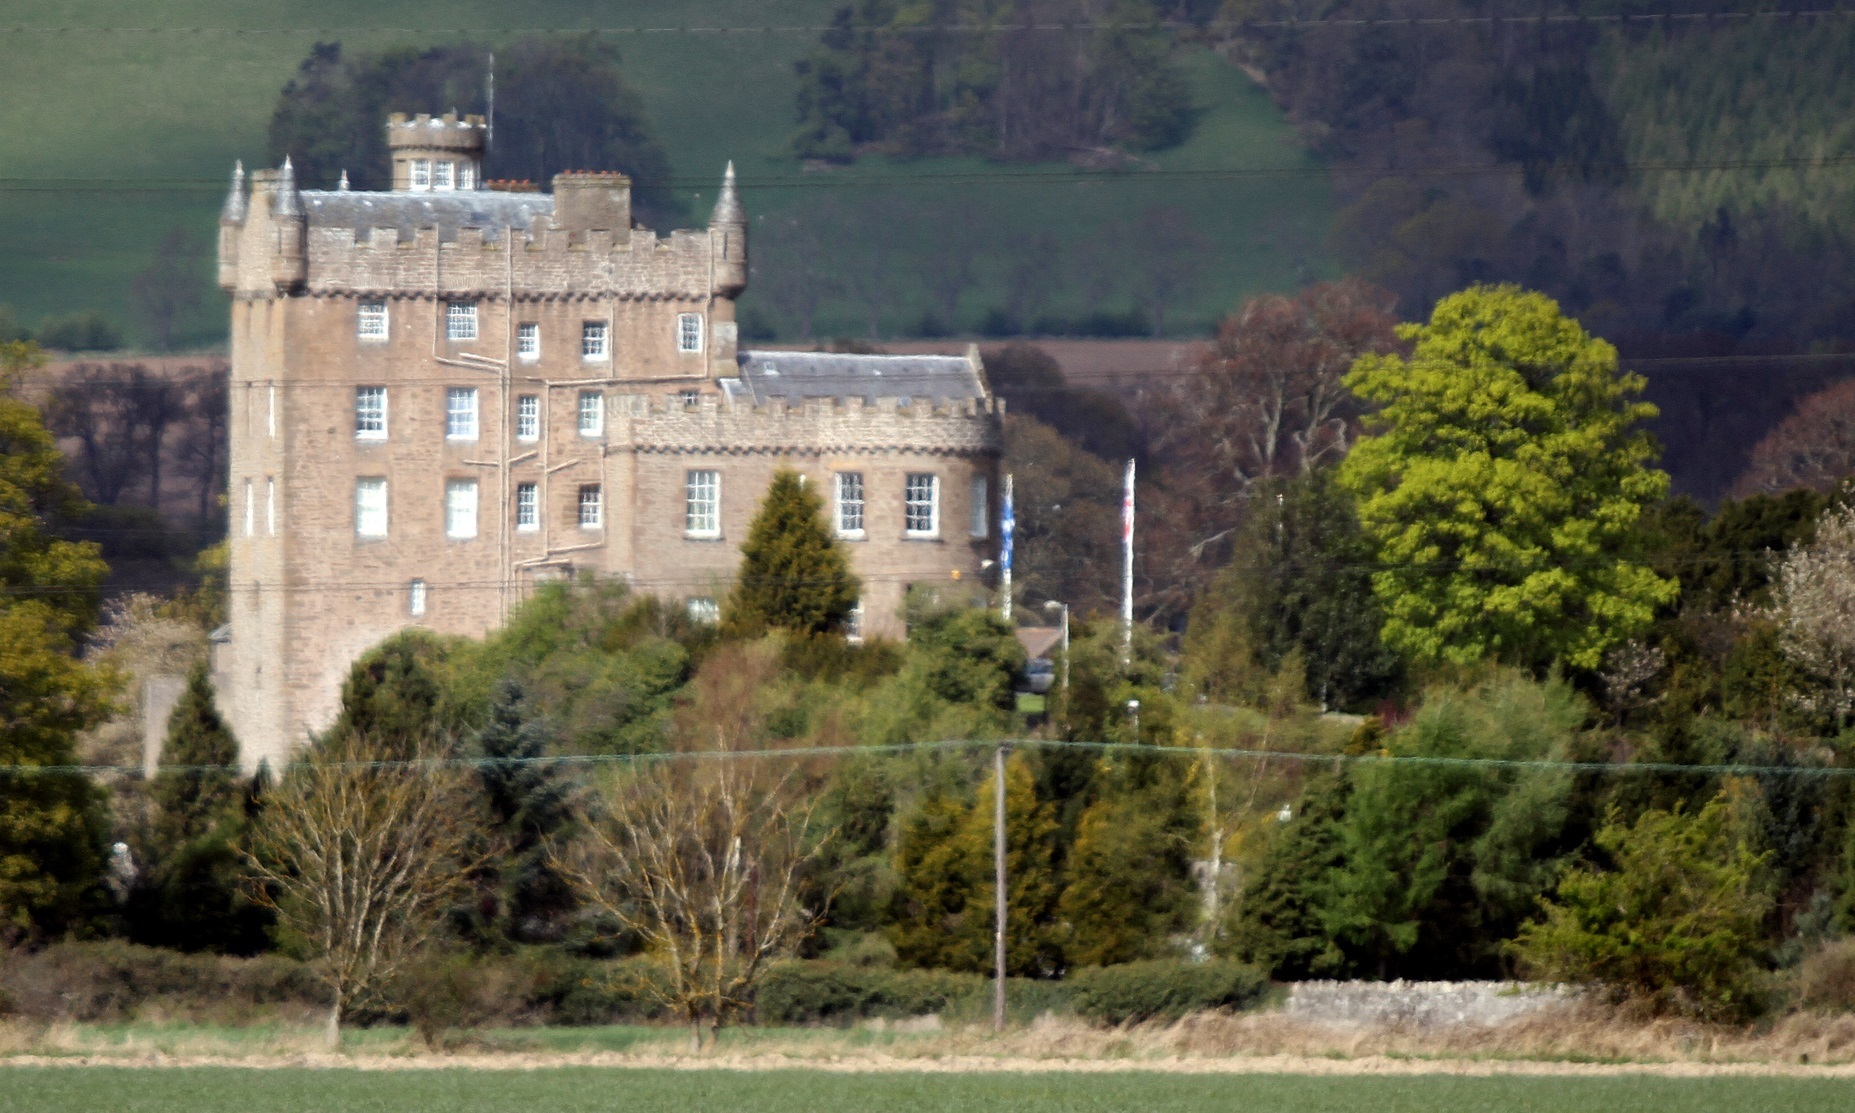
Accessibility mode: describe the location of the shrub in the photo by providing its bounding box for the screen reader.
[0,941,321,1023]
[755,963,981,1025]
[1067,961,1270,1025]
[1512,795,1774,1021]
[1800,938,1855,1011]
[399,953,550,1047]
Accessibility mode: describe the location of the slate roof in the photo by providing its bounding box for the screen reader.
[299,190,554,238]
[726,350,987,404]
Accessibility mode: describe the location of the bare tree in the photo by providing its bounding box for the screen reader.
[132,226,203,351]
[175,365,230,528]
[1130,204,1209,336]
[1136,279,1400,611]
[46,363,150,505]
[1735,378,1855,497]
[126,373,187,513]
[554,644,834,1050]
[245,733,483,1046]
[1768,504,1855,729]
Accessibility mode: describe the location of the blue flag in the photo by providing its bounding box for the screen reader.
[1000,477,1015,577]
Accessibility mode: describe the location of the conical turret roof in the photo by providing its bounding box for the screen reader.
[709,161,743,227]
[221,161,247,224]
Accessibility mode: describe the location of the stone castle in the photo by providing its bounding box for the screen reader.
[215,112,1002,769]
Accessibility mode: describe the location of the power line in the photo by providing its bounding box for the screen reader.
[2,11,1853,36]
[10,734,1850,779]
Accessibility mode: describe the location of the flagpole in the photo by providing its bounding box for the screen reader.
[1121,458,1135,666]
[1000,473,1014,623]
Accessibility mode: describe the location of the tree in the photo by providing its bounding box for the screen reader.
[46,363,157,506]
[325,630,457,759]
[132,226,203,351]
[887,754,1061,976]
[1000,414,1122,615]
[246,730,482,1045]
[1512,794,1773,1021]
[1143,279,1399,606]
[1734,378,1855,497]
[0,365,110,937]
[554,643,834,1048]
[471,678,575,943]
[175,365,230,529]
[268,38,679,225]
[1057,788,1194,967]
[723,469,859,639]
[131,663,268,953]
[1184,471,1402,711]
[1338,284,1677,672]
[1765,504,1855,730]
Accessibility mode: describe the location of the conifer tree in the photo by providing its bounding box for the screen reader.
[724,470,859,639]
[132,663,269,952]
[326,630,454,757]
[473,677,575,942]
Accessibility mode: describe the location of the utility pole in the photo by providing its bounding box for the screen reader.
[994,741,1009,1033]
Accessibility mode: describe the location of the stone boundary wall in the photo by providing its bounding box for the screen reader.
[1283,980,1575,1028]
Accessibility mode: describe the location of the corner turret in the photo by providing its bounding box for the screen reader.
[709,162,747,298]
[260,158,307,293]
[387,112,486,191]
[217,161,245,292]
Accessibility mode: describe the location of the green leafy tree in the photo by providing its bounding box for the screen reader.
[326,630,459,758]
[1513,794,1774,1021]
[888,755,1060,975]
[0,372,110,936]
[724,470,859,640]
[1339,284,1677,672]
[1057,790,1193,967]
[471,677,575,943]
[131,664,269,953]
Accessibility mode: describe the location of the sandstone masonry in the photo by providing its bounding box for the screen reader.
[215,113,1001,769]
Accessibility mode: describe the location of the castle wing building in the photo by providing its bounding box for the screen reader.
[215,112,1002,769]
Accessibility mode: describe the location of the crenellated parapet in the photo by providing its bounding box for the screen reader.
[610,389,1004,458]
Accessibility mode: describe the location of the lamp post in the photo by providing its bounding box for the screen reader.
[1041,600,1069,694]
[1127,698,1140,743]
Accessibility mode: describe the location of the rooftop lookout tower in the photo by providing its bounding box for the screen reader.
[386,111,486,192]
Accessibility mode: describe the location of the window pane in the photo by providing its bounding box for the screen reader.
[446,387,478,439]
[516,322,539,358]
[905,473,939,536]
[446,302,478,341]
[582,321,609,359]
[356,478,388,537]
[578,391,604,436]
[579,484,603,528]
[685,470,719,536]
[357,301,388,340]
[458,163,476,190]
[355,386,386,437]
[515,483,538,530]
[836,472,864,535]
[446,479,479,539]
[687,597,720,625]
[432,160,453,190]
[411,159,430,189]
[970,474,989,538]
[516,394,540,440]
[408,579,427,616]
[677,313,703,353]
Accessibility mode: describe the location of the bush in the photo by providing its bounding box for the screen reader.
[1800,938,1855,1011]
[755,963,982,1026]
[1067,961,1270,1025]
[35,310,122,352]
[0,941,321,1023]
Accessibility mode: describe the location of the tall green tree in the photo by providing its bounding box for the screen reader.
[471,677,575,943]
[724,470,859,640]
[131,664,269,953]
[326,630,458,758]
[1185,472,1402,711]
[1339,284,1677,672]
[0,368,110,936]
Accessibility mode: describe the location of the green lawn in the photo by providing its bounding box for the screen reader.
[0,1067,1846,1113]
[0,2,1332,348]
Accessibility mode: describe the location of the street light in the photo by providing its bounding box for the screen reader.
[1127,698,1140,742]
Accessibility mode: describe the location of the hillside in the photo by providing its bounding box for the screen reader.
[0,2,1333,349]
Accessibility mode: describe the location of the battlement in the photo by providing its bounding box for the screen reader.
[608,386,1003,458]
[386,112,486,153]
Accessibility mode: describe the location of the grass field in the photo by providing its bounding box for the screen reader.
[0,1067,1849,1113]
[0,1,1332,348]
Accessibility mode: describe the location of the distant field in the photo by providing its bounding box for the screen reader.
[1,1067,1849,1113]
[0,2,1332,348]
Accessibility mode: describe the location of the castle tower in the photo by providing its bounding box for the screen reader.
[386,112,486,191]
[213,127,998,771]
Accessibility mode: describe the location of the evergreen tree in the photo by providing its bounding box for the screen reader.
[887,756,1061,975]
[472,678,575,943]
[1224,771,1352,979]
[326,630,455,758]
[724,470,859,639]
[1057,793,1192,966]
[131,664,269,953]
